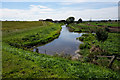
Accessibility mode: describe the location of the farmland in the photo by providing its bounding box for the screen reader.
[2,21,120,78]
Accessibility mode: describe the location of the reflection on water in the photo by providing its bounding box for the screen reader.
[33,25,84,55]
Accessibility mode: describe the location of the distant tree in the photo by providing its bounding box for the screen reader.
[108,19,112,22]
[54,20,59,23]
[59,20,66,23]
[45,19,53,22]
[66,17,75,24]
[96,28,108,42]
[101,20,107,22]
[39,19,43,21]
[115,20,118,22]
[77,18,82,23]
[89,18,92,22]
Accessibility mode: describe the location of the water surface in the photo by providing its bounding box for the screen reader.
[33,25,84,55]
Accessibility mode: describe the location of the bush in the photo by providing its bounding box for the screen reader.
[96,29,108,42]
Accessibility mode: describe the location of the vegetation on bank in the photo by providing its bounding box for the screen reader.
[2,21,120,78]
[71,21,120,72]
[78,33,120,55]
[2,21,62,49]
[77,33,120,72]
[2,43,120,78]
[65,17,119,72]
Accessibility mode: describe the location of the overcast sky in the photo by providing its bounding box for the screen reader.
[0,0,119,21]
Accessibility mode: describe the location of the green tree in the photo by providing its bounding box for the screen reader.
[66,17,75,24]
[77,18,82,23]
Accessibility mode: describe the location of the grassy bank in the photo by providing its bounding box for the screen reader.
[78,33,120,72]
[2,43,120,78]
[78,33,120,55]
[2,21,120,78]
[2,21,62,49]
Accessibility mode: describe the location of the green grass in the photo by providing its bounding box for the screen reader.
[68,22,119,55]
[78,33,120,55]
[2,50,50,78]
[77,33,120,72]
[69,22,120,72]
[100,33,120,55]
[2,43,120,78]
[2,21,48,36]
[2,21,62,49]
[2,21,120,78]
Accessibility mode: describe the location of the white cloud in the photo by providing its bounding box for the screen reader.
[0,4,118,21]
[0,5,55,20]
[29,5,53,13]
[69,7,117,20]
[30,5,47,9]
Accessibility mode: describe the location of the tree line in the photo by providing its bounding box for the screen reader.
[39,17,82,24]
[39,16,118,24]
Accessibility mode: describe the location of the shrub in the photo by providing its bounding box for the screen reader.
[96,29,108,42]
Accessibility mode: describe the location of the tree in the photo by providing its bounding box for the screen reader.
[59,20,66,23]
[108,19,112,22]
[66,17,75,24]
[45,19,53,22]
[77,18,82,23]
[96,28,108,42]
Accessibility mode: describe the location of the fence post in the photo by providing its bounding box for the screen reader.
[108,55,116,68]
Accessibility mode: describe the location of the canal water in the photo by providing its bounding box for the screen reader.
[33,25,84,55]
